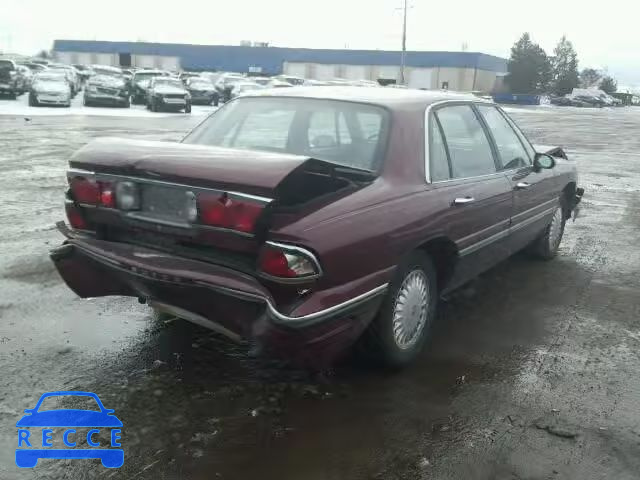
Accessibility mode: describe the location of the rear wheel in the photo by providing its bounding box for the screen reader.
[362,252,437,367]
[529,205,566,260]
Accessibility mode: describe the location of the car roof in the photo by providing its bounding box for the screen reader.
[241,86,486,109]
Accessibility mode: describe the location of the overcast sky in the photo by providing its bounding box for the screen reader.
[2,0,639,84]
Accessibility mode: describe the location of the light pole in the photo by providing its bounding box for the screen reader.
[400,0,407,85]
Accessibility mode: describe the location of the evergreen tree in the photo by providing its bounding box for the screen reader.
[600,76,617,94]
[552,36,580,96]
[507,33,552,94]
[580,68,602,88]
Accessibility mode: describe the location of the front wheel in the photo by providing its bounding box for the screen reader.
[529,206,566,260]
[362,252,437,367]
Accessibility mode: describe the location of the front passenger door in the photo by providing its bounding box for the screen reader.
[475,105,559,251]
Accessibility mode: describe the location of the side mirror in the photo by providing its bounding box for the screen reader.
[533,153,555,171]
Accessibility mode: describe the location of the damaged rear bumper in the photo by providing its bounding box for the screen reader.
[50,232,387,364]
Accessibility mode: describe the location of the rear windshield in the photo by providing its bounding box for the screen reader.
[183,97,389,171]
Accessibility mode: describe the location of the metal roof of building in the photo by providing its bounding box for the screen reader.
[53,40,507,74]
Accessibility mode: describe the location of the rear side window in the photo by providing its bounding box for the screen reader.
[477,105,530,169]
[435,105,497,179]
[428,116,451,182]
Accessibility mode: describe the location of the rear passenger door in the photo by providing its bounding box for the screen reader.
[475,105,559,251]
[428,103,514,288]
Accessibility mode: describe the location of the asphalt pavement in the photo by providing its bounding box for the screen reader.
[0,98,639,480]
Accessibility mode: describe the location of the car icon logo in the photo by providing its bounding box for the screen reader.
[16,391,123,468]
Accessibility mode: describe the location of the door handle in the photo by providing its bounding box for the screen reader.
[453,197,475,206]
[515,182,531,190]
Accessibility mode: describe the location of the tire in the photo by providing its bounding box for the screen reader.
[529,205,566,260]
[151,99,158,112]
[362,252,438,367]
[29,94,37,107]
[8,91,16,100]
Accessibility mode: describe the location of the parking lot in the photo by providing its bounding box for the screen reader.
[1,100,639,480]
[0,90,217,118]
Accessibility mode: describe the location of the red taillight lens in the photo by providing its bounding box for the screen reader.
[68,176,115,208]
[258,244,320,279]
[69,177,100,204]
[65,202,87,230]
[100,186,115,208]
[259,248,297,277]
[198,193,263,233]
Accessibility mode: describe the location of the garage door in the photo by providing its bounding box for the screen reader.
[408,69,432,89]
[315,64,336,80]
[344,65,367,80]
[284,62,307,78]
[377,66,399,82]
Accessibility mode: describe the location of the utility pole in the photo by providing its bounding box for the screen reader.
[400,0,407,85]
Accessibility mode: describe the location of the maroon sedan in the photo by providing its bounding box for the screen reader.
[51,88,583,367]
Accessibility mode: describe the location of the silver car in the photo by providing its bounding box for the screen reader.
[29,72,72,107]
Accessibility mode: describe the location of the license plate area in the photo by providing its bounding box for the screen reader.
[130,184,190,227]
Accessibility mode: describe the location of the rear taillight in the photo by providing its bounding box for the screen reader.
[68,176,115,208]
[65,202,88,230]
[258,243,321,280]
[197,193,263,233]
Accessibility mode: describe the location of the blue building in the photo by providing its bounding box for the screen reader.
[53,40,507,91]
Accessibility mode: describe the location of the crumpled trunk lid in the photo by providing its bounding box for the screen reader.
[69,137,315,199]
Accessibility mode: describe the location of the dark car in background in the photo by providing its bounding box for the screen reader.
[274,74,305,86]
[214,73,246,102]
[0,59,21,99]
[51,88,583,368]
[130,70,169,104]
[185,77,219,106]
[73,64,93,83]
[180,72,201,84]
[121,69,134,82]
[84,74,130,108]
[29,72,71,107]
[16,65,33,93]
[20,62,48,73]
[146,76,191,113]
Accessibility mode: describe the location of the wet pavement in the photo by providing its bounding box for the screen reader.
[1,101,639,479]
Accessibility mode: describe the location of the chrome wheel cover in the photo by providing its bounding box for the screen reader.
[392,269,429,350]
[548,208,564,251]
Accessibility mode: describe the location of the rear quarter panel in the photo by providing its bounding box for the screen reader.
[268,178,452,292]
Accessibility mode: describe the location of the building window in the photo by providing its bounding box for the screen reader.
[441,81,449,90]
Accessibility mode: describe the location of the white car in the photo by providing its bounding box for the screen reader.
[29,72,72,107]
[231,81,264,98]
